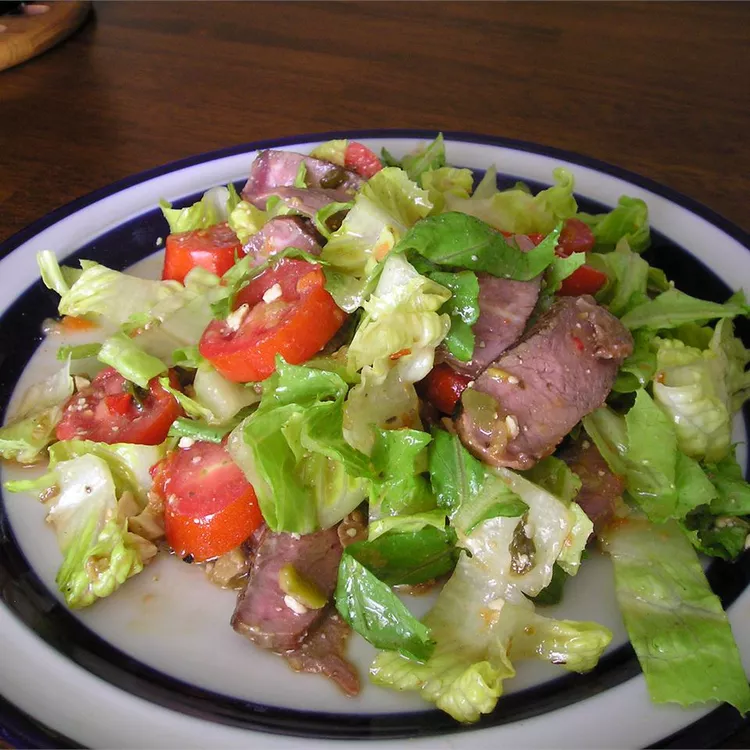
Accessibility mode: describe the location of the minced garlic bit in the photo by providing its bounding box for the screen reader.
[284,594,308,615]
[262,283,283,304]
[178,437,195,449]
[505,414,520,439]
[225,303,250,332]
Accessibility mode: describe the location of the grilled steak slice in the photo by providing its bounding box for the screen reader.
[560,436,624,535]
[242,216,321,267]
[456,295,633,470]
[440,273,542,377]
[254,186,352,218]
[284,609,360,696]
[242,150,362,209]
[231,527,343,652]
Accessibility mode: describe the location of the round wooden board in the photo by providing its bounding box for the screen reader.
[0,1,90,72]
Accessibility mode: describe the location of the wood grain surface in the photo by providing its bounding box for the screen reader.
[0,2,749,747]
[0,1,748,246]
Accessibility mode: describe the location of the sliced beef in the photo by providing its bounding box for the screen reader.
[231,527,342,652]
[284,609,360,696]
[560,436,624,535]
[242,216,321,267]
[242,150,362,209]
[438,234,542,377]
[440,274,542,377]
[456,295,633,470]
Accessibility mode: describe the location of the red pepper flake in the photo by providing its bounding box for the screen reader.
[389,348,412,361]
[571,335,585,352]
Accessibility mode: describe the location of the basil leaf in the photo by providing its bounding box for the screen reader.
[335,554,435,661]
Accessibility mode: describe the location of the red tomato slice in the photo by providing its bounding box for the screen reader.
[344,142,383,179]
[422,363,473,415]
[155,441,263,562]
[163,223,242,284]
[557,264,608,296]
[199,258,347,383]
[56,367,183,445]
[556,218,596,257]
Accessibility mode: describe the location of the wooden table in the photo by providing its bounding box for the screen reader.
[1,1,749,245]
[0,2,749,747]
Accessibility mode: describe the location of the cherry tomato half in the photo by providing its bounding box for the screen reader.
[199,258,347,383]
[155,440,263,562]
[56,367,183,445]
[344,142,383,179]
[163,222,242,284]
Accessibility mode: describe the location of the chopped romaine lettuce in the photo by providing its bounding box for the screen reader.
[444,167,576,235]
[577,196,650,253]
[589,238,650,316]
[0,360,74,464]
[227,199,269,244]
[160,184,240,234]
[98,334,167,389]
[45,454,151,608]
[601,518,750,713]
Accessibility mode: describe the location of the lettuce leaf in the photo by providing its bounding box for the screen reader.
[45,454,151,608]
[444,167,576,235]
[308,139,348,166]
[589,238,650,316]
[0,360,74,464]
[601,518,750,713]
[98,334,167,389]
[160,185,240,234]
[321,167,433,311]
[228,199,269,244]
[578,196,650,253]
[228,360,372,533]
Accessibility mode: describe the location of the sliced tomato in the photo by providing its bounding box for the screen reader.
[556,218,596,257]
[56,367,183,445]
[155,440,263,562]
[344,142,383,179]
[557,264,608,297]
[163,222,242,284]
[199,258,347,382]
[422,363,473,415]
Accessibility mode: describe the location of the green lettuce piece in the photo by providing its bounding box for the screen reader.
[532,564,568,606]
[589,238,650,316]
[168,418,233,444]
[313,200,354,240]
[308,139,348,166]
[452,472,528,537]
[56,343,102,361]
[612,329,657,393]
[712,317,750,413]
[371,469,608,723]
[37,250,81,296]
[682,509,749,562]
[428,428,485,520]
[705,454,750,516]
[227,360,372,533]
[335,554,435,661]
[421,167,474,212]
[347,253,451,384]
[98,334,167,389]
[160,185,239,234]
[620,289,748,331]
[557,502,593,576]
[321,167,433,311]
[368,508,447,538]
[445,167,576,235]
[399,133,446,181]
[228,199,269,244]
[578,196,650,253]
[425,270,479,362]
[397,213,562,282]
[46,454,148,608]
[345,525,458,586]
[601,518,750,713]
[369,428,436,521]
[39,254,185,328]
[0,360,74,464]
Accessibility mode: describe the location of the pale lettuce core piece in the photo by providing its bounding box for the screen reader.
[601,518,750,713]
[0,360,74,464]
[46,454,150,608]
[160,184,240,234]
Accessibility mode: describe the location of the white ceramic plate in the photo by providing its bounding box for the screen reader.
[0,131,748,749]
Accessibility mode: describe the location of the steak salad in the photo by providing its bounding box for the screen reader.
[3,134,750,723]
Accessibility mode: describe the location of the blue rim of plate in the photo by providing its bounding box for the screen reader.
[0,130,748,748]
